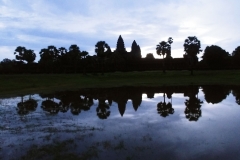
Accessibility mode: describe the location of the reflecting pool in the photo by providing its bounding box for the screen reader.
[1,85,240,159]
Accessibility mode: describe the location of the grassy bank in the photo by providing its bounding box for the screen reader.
[1,70,240,97]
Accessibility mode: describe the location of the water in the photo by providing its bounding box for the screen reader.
[0,85,240,160]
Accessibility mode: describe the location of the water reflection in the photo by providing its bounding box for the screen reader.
[232,86,240,105]
[184,86,203,121]
[40,93,60,115]
[2,85,240,159]
[8,85,240,120]
[97,99,111,119]
[17,95,38,115]
[202,85,230,104]
[157,92,174,117]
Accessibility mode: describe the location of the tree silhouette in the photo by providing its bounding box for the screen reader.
[95,41,111,58]
[232,86,240,105]
[156,37,173,73]
[81,51,89,75]
[96,99,111,119]
[39,46,59,72]
[95,41,111,75]
[0,58,18,72]
[55,91,72,113]
[14,46,36,64]
[202,45,229,67]
[202,86,230,104]
[157,93,174,117]
[69,93,83,115]
[68,44,82,73]
[232,46,240,66]
[108,52,126,71]
[183,36,202,75]
[184,96,202,121]
[81,96,94,111]
[41,95,60,115]
[39,45,59,63]
[81,51,89,59]
[145,53,155,59]
[58,47,68,65]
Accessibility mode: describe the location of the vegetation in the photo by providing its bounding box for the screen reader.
[1,70,240,97]
[1,35,240,97]
[1,35,240,75]
[202,45,229,67]
[156,37,173,73]
[183,36,202,75]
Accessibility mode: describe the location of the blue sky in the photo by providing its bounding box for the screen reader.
[0,0,239,61]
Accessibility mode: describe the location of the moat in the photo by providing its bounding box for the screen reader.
[1,85,240,159]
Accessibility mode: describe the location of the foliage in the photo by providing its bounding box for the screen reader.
[202,45,229,66]
[95,41,111,58]
[183,36,202,75]
[81,51,89,58]
[183,36,202,58]
[39,45,59,64]
[68,44,82,62]
[156,37,173,73]
[202,85,230,104]
[145,53,155,59]
[14,46,36,63]
[232,46,240,58]
[0,59,15,72]
[232,46,240,66]
[156,37,173,59]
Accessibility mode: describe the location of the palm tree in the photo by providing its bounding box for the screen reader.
[156,37,173,73]
[184,86,202,121]
[157,92,174,117]
[95,41,111,75]
[183,36,202,75]
[184,96,203,121]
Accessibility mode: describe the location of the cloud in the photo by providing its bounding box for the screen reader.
[0,46,15,60]
[0,0,239,61]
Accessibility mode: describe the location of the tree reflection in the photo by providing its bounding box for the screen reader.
[157,93,174,117]
[40,94,60,115]
[70,93,83,115]
[17,95,37,115]
[96,98,111,119]
[81,96,94,111]
[232,86,240,105]
[184,86,203,121]
[202,85,230,104]
[56,92,72,113]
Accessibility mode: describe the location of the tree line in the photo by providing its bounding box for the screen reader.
[1,35,240,74]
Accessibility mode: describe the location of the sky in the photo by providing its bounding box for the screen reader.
[0,0,240,61]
